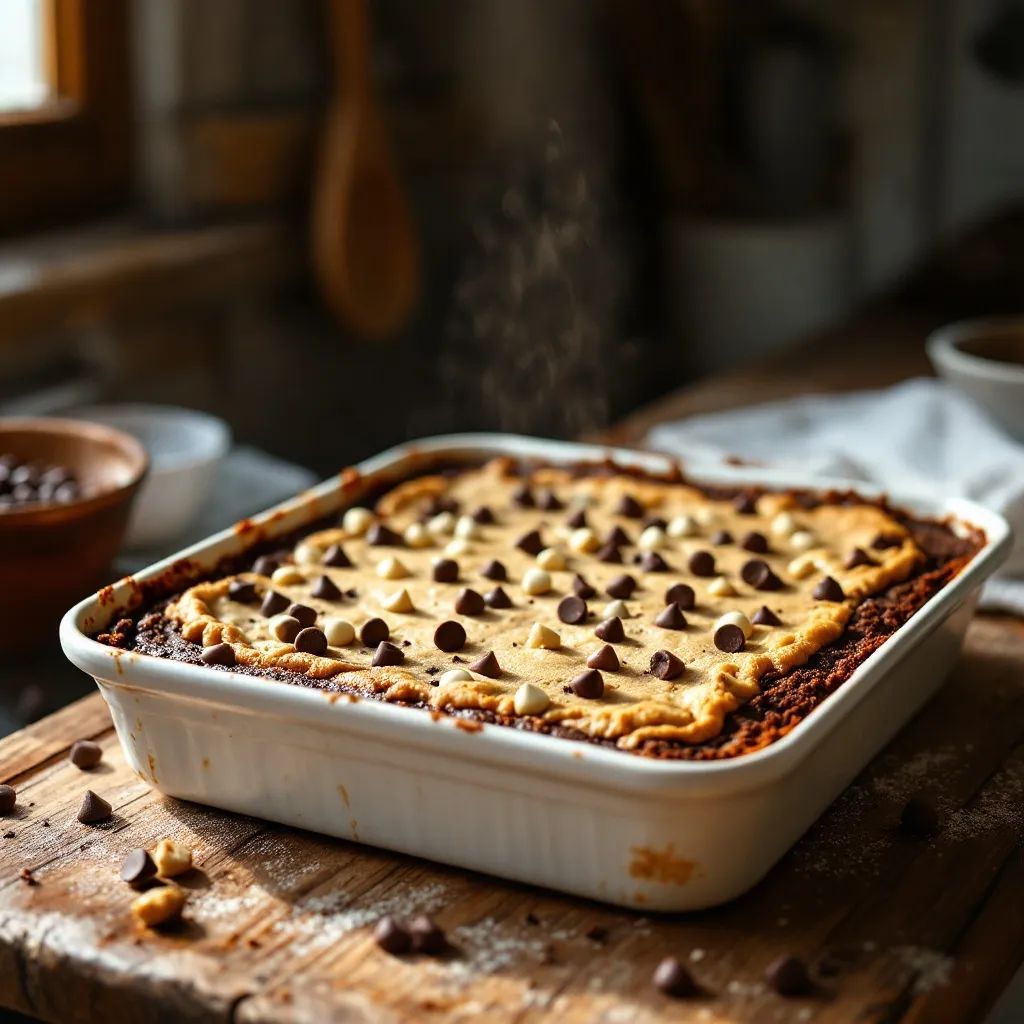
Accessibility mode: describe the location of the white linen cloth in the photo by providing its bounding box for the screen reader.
[647,378,1024,614]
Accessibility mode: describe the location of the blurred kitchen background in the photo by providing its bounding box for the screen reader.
[2,0,1024,724]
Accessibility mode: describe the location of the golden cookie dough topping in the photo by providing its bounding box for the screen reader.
[165,458,924,750]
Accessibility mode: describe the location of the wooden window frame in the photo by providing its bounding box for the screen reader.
[0,0,131,233]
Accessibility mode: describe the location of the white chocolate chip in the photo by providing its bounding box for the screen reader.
[521,567,552,595]
[269,614,301,641]
[536,547,566,571]
[602,599,630,619]
[131,885,186,928]
[381,588,414,613]
[787,554,817,579]
[638,525,666,551]
[152,838,193,878]
[695,506,717,526]
[526,623,561,649]
[403,522,433,548]
[445,537,472,557]
[271,565,305,586]
[427,511,456,536]
[514,682,550,715]
[293,541,324,565]
[708,576,736,597]
[376,556,409,580]
[715,610,752,639]
[323,617,355,646]
[770,511,798,538]
[342,507,374,536]
[569,527,600,554]
[454,515,480,540]
[667,514,698,538]
[790,530,817,552]
[439,668,473,685]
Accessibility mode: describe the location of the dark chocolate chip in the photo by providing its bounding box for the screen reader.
[433,620,467,653]
[872,533,902,550]
[594,617,625,643]
[586,644,619,671]
[572,574,596,599]
[273,616,301,643]
[372,641,405,667]
[432,558,459,583]
[571,669,604,699]
[755,568,784,591]
[454,588,485,616]
[752,605,782,627]
[765,955,813,996]
[688,550,716,577]
[650,649,685,680]
[733,493,758,515]
[711,529,733,545]
[714,623,746,653]
[408,914,447,954]
[664,583,695,610]
[615,494,644,518]
[845,546,877,569]
[201,642,236,667]
[484,586,512,609]
[653,956,697,998]
[480,559,506,581]
[311,575,342,601]
[655,604,687,630]
[516,529,544,556]
[640,552,670,573]
[900,796,940,838]
[366,523,404,546]
[469,651,501,677]
[512,483,535,507]
[287,603,317,628]
[253,555,280,577]
[0,786,15,815]
[69,740,103,770]
[373,915,412,954]
[557,595,587,625]
[360,618,390,646]
[596,542,623,564]
[741,531,769,553]
[77,790,112,824]
[643,516,667,531]
[605,574,636,599]
[606,525,632,548]
[120,848,157,888]
[472,505,495,524]
[294,627,328,655]
[322,544,352,568]
[813,576,845,602]
[538,490,563,511]
[741,559,772,587]
[566,508,588,529]
[261,590,289,617]
[228,580,258,604]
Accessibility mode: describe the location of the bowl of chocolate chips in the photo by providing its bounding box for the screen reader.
[0,417,148,652]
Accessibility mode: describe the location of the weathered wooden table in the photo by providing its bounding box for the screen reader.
[2,309,1023,1023]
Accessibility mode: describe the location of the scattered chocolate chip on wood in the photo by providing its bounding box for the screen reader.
[0,786,16,816]
[373,915,412,954]
[77,790,112,824]
[408,914,447,954]
[120,849,158,888]
[765,954,813,996]
[69,740,103,770]
[653,956,697,997]
[900,795,940,838]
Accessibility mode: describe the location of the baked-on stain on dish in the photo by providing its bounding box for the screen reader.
[337,784,350,809]
[454,719,483,734]
[147,753,158,783]
[629,844,697,886]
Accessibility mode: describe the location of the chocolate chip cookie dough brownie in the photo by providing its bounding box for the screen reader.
[110,457,983,759]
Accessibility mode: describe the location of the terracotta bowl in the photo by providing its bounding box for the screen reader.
[0,418,148,653]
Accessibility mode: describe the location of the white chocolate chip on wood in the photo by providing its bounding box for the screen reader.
[708,576,736,597]
[403,522,433,549]
[514,682,550,715]
[376,557,409,580]
[638,525,666,551]
[152,838,193,877]
[522,567,552,595]
[526,623,561,649]
[536,547,566,571]
[323,617,355,646]
[271,566,305,586]
[569,527,600,554]
[131,885,186,928]
[342,507,374,536]
[382,588,414,613]
[715,610,753,639]
[667,514,698,538]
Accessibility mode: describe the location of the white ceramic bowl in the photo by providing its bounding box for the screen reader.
[69,404,230,547]
[927,318,1024,442]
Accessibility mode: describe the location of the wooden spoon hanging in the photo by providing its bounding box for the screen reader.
[312,0,419,338]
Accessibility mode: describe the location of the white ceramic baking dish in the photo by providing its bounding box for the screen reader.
[59,434,1012,911]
